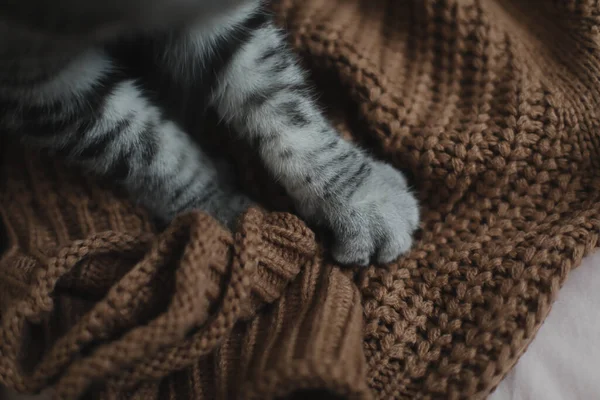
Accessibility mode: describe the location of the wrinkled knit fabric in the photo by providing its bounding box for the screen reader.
[2,0,600,399]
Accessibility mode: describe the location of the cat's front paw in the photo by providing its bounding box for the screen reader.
[317,161,419,266]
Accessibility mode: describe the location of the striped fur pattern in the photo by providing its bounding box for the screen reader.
[0,0,419,265]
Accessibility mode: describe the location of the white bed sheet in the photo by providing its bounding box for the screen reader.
[2,252,600,400]
[490,250,600,400]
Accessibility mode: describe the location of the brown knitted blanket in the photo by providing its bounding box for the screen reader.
[2,0,600,399]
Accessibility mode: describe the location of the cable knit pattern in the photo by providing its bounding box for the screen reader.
[2,0,600,398]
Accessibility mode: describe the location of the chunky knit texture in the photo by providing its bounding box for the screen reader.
[2,0,600,399]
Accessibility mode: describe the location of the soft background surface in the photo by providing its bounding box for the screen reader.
[491,250,600,400]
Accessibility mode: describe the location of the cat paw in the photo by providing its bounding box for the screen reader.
[316,161,419,266]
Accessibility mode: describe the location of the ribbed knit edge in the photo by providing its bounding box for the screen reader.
[241,263,370,400]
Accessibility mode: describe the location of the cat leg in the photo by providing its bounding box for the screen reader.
[209,12,420,265]
[0,49,252,228]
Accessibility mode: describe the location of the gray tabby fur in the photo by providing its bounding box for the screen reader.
[0,0,419,265]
